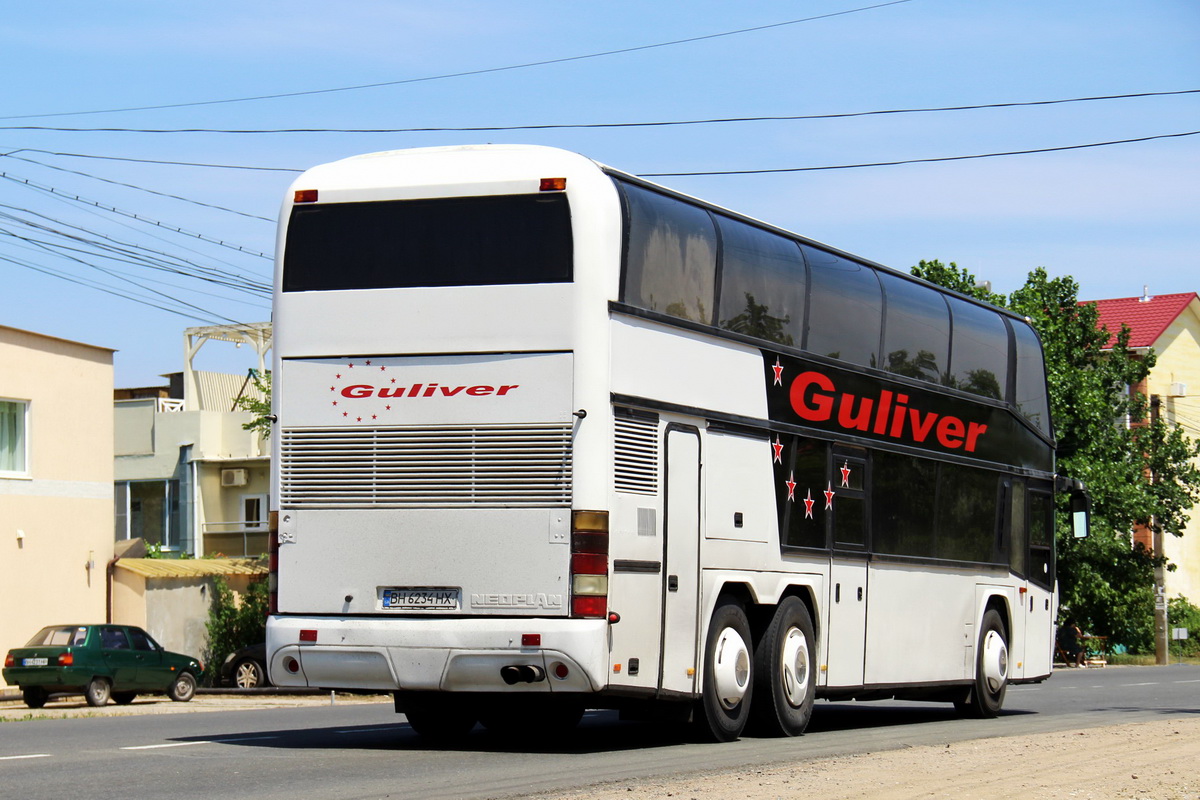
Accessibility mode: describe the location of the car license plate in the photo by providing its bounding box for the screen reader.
[23,658,48,666]
[381,588,460,610]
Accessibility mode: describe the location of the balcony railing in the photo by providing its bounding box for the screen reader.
[202,520,268,558]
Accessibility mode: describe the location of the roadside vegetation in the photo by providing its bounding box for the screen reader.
[913,262,1200,655]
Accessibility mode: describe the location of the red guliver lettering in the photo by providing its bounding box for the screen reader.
[340,383,519,399]
[788,370,988,453]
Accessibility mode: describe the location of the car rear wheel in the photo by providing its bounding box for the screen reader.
[233,658,266,689]
[112,691,137,705]
[85,677,111,707]
[22,687,48,709]
[168,672,197,702]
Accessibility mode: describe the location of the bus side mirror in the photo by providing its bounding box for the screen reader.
[1070,491,1090,539]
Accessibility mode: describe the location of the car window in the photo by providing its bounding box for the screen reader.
[71,627,89,646]
[25,626,87,646]
[129,629,158,652]
[100,627,131,650]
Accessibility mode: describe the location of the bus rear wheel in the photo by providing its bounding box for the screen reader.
[956,608,1008,718]
[750,596,816,736]
[695,600,753,742]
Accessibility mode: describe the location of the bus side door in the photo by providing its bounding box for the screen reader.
[659,426,702,695]
[826,451,869,687]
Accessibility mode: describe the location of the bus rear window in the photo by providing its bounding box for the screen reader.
[282,194,572,291]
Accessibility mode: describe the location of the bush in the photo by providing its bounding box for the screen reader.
[202,576,267,686]
[1168,596,1200,659]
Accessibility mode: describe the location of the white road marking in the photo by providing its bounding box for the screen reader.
[1123,682,1160,687]
[0,754,52,761]
[121,736,279,751]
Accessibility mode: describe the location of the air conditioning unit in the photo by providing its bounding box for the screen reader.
[221,468,248,487]
[1169,382,1188,397]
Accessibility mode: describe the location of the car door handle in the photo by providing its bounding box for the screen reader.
[668,575,678,592]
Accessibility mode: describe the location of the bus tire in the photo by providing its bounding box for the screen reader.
[956,608,1008,718]
[750,596,816,736]
[401,694,478,742]
[695,600,753,742]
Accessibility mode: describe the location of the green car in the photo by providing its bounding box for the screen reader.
[3,624,203,709]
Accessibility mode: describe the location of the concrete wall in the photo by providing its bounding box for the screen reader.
[0,326,114,687]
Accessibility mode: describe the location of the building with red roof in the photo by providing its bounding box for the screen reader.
[1083,289,1200,607]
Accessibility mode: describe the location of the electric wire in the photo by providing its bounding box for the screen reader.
[0,1,915,121]
[3,89,1193,135]
[639,131,1200,176]
[2,151,274,222]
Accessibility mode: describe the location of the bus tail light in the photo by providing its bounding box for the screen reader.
[539,177,566,192]
[570,510,608,618]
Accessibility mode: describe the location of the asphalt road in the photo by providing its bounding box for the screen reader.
[1,664,1197,800]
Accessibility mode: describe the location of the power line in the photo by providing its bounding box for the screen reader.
[0,170,271,258]
[0,147,301,172]
[0,1,915,121]
[640,131,1200,176]
[3,89,1194,135]
[2,151,274,222]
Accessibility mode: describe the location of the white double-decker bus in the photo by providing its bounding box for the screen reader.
[265,144,1084,741]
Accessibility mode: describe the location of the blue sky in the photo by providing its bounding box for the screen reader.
[2,0,1197,387]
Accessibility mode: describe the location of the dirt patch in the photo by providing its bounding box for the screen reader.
[540,718,1200,800]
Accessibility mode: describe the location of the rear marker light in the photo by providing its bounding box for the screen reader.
[539,177,566,191]
[521,634,541,647]
[294,189,318,203]
[553,662,569,679]
[570,510,609,619]
[285,657,300,674]
[299,629,318,643]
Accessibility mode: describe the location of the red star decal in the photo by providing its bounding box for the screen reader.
[331,401,338,406]
[330,386,335,392]
[772,436,783,464]
[365,360,372,366]
[371,415,377,420]
[356,416,362,422]
[380,366,386,371]
[385,405,391,411]
[786,472,796,502]
[772,358,784,386]
[803,489,815,519]
[840,461,851,487]
[342,412,348,417]
[390,377,396,383]
[348,363,354,368]
[335,373,341,379]
[824,482,836,509]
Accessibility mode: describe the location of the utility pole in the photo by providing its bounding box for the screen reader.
[1151,394,1169,666]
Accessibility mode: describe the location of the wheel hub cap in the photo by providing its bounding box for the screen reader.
[780,627,810,707]
[713,627,751,710]
[981,630,1008,693]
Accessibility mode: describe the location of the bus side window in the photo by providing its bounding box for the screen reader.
[1028,489,1054,589]
[779,437,828,550]
[1009,480,1028,577]
[878,272,950,385]
[801,245,882,368]
[946,297,1009,400]
[715,215,806,347]
[871,450,937,558]
[831,452,868,548]
[619,182,717,325]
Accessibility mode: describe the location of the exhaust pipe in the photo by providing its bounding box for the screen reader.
[500,665,546,685]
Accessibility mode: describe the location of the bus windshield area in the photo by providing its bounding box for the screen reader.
[282,193,573,292]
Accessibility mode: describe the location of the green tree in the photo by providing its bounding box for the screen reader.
[203,576,268,685]
[912,261,1200,649]
[233,369,272,439]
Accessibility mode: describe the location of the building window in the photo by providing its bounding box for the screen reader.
[0,399,29,476]
[115,479,183,552]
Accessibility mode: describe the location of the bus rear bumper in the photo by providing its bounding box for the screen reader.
[266,615,609,694]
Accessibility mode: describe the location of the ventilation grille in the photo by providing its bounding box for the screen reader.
[280,424,572,508]
[614,413,659,495]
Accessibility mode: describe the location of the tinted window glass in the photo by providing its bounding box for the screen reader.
[780,437,827,549]
[1029,489,1055,589]
[129,629,157,652]
[1009,481,1028,577]
[620,182,717,323]
[872,450,937,557]
[832,456,867,547]
[947,297,1009,400]
[802,245,882,367]
[936,465,999,562]
[1011,319,1051,434]
[100,627,131,650]
[879,272,950,384]
[716,216,805,346]
[283,194,572,291]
